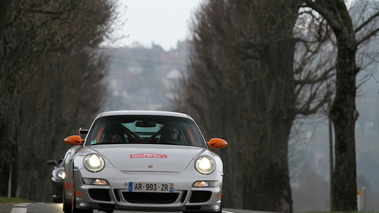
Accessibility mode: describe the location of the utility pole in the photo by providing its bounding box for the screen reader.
[328,86,334,208]
[8,161,12,198]
[328,116,334,205]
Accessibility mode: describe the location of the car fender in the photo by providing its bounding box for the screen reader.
[63,145,82,200]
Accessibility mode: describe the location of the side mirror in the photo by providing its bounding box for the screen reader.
[207,138,227,149]
[46,160,59,167]
[64,135,82,146]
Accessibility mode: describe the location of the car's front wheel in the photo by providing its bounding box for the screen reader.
[63,182,72,213]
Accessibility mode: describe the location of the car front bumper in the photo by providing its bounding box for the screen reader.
[73,168,223,212]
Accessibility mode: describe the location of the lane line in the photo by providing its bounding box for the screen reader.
[10,208,27,213]
[10,203,29,213]
[13,203,30,207]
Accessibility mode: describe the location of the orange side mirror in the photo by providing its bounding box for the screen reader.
[207,138,227,149]
[64,135,82,146]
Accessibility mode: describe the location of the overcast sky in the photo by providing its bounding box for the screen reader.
[105,0,204,51]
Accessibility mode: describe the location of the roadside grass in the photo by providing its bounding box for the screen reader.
[0,196,30,203]
[0,197,31,209]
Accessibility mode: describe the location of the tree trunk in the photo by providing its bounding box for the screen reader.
[244,33,296,213]
[302,1,360,210]
[330,32,358,211]
[328,5,359,211]
[247,116,294,212]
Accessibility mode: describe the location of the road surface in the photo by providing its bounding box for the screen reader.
[0,203,270,213]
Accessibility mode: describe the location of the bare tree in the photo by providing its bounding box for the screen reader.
[0,0,116,201]
[175,0,379,212]
[175,0,335,212]
[302,0,379,211]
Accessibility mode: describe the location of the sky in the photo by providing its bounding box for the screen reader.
[105,0,204,51]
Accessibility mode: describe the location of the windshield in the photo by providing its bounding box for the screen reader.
[85,115,206,148]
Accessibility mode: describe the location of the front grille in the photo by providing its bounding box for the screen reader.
[122,192,179,204]
[88,189,111,201]
[189,191,212,203]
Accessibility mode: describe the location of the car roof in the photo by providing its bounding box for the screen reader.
[95,110,192,120]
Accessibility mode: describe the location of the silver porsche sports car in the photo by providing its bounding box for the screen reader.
[62,110,227,213]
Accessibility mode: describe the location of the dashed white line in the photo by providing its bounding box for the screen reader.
[13,203,30,207]
[10,208,27,213]
[10,203,30,213]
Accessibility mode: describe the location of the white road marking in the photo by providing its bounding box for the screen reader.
[10,203,29,213]
[13,203,30,207]
[10,208,27,213]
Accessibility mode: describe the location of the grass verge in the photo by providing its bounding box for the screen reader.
[0,197,31,208]
[0,197,30,203]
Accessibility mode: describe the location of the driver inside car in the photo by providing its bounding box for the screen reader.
[111,133,124,143]
[160,126,181,144]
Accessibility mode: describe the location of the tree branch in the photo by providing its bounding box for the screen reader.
[354,10,379,33]
[357,28,379,46]
[302,0,342,31]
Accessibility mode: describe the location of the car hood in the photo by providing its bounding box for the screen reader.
[87,144,206,172]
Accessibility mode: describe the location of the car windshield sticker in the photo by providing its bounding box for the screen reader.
[130,153,168,159]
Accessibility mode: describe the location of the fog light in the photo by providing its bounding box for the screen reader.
[82,178,109,186]
[193,180,218,187]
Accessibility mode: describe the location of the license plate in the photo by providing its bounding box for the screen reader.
[128,182,174,193]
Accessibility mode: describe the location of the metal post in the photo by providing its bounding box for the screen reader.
[7,161,12,198]
[328,91,334,208]
[362,186,365,212]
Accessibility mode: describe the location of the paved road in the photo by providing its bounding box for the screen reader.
[0,203,268,213]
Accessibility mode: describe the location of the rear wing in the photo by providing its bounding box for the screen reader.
[79,128,89,139]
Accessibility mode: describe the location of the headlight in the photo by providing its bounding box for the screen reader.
[195,156,215,175]
[84,154,105,172]
[58,171,66,179]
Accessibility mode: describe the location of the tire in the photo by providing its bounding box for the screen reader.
[63,183,72,213]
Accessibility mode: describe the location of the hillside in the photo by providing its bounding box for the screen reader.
[102,41,188,111]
